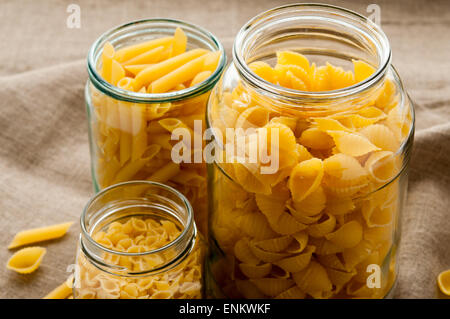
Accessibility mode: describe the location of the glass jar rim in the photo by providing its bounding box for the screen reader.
[87,18,226,103]
[232,3,391,101]
[80,181,195,259]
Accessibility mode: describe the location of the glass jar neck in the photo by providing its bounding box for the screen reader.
[80,181,196,277]
[232,3,391,113]
[87,19,226,103]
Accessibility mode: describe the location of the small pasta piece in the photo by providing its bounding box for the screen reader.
[7,247,46,274]
[8,222,73,249]
[288,158,324,202]
[44,277,74,299]
[437,269,450,296]
[327,131,380,157]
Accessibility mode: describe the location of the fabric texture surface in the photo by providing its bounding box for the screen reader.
[0,0,449,298]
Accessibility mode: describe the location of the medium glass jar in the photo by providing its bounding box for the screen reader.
[73,181,205,299]
[85,19,226,234]
[206,4,414,299]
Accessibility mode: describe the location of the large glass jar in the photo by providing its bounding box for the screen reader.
[206,4,414,299]
[73,181,205,299]
[85,19,226,234]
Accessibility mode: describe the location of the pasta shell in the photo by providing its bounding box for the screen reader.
[7,247,46,274]
[274,245,315,273]
[299,128,335,149]
[313,117,354,132]
[249,241,290,263]
[326,267,357,287]
[327,131,380,157]
[353,60,375,83]
[236,211,277,240]
[296,144,313,162]
[239,263,272,279]
[250,278,295,297]
[308,237,343,255]
[292,186,327,217]
[306,214,336,238]
[361,200,393,227]
[286,202,323,224]
[324,197,355,215]
[317,254,347,271]
[323,153,368,187]
[276,51,310,71]
[327,62,355,89]
[254,236,293,252]
[365,151,398,183]
[235,105,271,130]
[437,269,450,296]
[286,232,309,254]
[248,61,277,83]
[269,116,298,132]
[232,158,272,195]
[288,158,324,202]
[359,124,398,152]
[292,261,333,295]
[341,240,373,270]
[274,286,306,299]
[364,224,393,245]
[325,220,363,249]
[234,238,260,265]
[255,193,286,222]
[235,279,267,299]
[267,210,308,235]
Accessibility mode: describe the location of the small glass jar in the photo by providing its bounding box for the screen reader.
[85,19,226,234]
[206,4,414,299]
[73,181,205,299]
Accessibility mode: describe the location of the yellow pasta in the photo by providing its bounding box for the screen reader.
[7,247,46,274]
[75,215,203,299]
[150,54,208,93]
[437,269,450,296]
[8,222,73,249]
[134,48,208,89]
[44,277,74,299]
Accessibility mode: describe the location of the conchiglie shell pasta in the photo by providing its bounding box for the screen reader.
[273,245,315,273]
[327,131,380,157]
[288,158,324,202]
[250,278,295,297]
[293,261,333,295]
[325,220,363,249]
[239,263,272,279]
[7,247,46,274]
[274,286,306,299]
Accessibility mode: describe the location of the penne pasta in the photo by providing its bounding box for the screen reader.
[8,222,73,249]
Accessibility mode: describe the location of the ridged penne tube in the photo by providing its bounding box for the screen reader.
[114,36,174,63]
[147,162,180,183]
[101,42,115,83]
[131,103,147,161]
[8,222,73,249]
[122,45,168,66]
[134,48,207,89]
[44,277,74,299]
[150,54,208,93]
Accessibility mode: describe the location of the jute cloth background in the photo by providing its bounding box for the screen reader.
[0,0,449,298]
